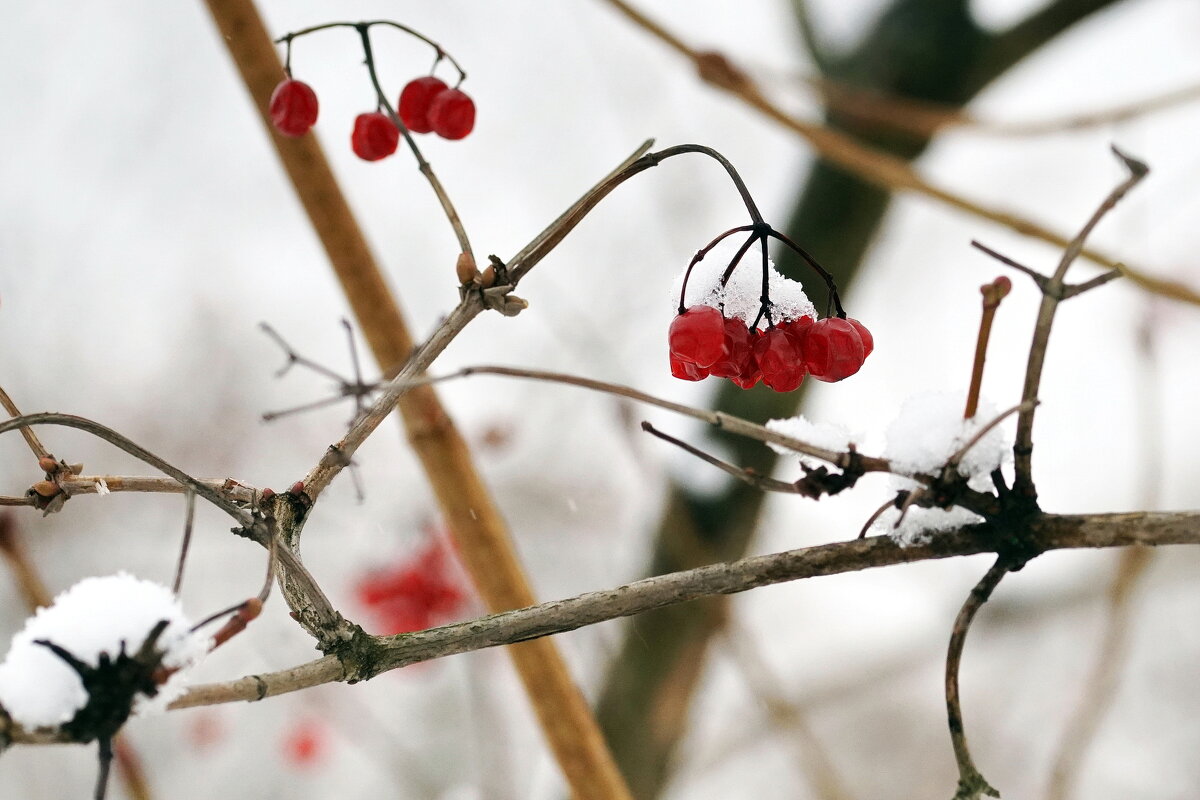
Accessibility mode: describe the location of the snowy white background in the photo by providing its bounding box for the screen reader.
[2,0,1200,798]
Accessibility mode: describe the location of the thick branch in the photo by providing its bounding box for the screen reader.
[156,511,1199,713]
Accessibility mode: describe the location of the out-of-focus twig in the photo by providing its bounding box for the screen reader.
[598,0,1196,307]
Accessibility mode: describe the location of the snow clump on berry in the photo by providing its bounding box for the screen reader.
[0,573,210,728]
[671,236,816,327]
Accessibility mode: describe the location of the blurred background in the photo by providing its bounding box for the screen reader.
[2,0,1199,798]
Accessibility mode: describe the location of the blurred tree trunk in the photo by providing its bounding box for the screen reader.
[595,0,1128,796]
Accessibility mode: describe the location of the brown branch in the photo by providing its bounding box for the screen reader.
[798,75,1200,138]
[153,510,1200,715]
[1013,148,1148,497]
[597,0,1145,283]
[203,3,632,796]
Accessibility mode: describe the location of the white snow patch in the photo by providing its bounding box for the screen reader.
[877,392,1013,546]
[672,235,817,327]
[0,573,210,729]
[883,392,1008,480]
[766,415,859,465]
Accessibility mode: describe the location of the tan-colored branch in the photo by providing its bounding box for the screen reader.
[202,2,631,797]
[799,75,1200,138]
[599,0,1198,306]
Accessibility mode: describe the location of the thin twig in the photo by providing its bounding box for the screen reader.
[172,491,196,595]
[948,401,1036,467]
[641,422,799,493]
[0,385,51,460]
[1013,148,1148,497]
[971,241,1050,291]
[946,558,1009,800]
[722,627,855,800]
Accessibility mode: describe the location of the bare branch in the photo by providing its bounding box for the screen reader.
[1013,149,1149,497]
[159,511,1200,713]
[946,558,1008,799]
[0,386,51,461]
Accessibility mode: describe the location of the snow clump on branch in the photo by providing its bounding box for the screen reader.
[0,573,210,730]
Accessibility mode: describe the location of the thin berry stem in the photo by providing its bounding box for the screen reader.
[277,20,467,83]
[678,225,756,313]
[354,24,473,259]
[765,228,844,318]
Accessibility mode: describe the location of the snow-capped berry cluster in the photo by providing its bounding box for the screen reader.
[269,74,476,161]
[669,229,872,391]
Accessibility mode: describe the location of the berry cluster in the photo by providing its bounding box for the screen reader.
[670,307,872,391]
[354,536,468,634]
[669,224,872,391]
[269,75,476,162]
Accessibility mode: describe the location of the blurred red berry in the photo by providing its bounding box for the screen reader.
[668,305,727,370]
[282,721,325,768]
[428,88,476,140]
[269,79,319,138]
[351,112,400,161]
[805,317,866,382]
[355,538,468,634]
[753,327,806,392]
[398,76,449,133]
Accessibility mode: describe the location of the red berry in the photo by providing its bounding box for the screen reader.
[753,327,806,392]
[709,318,754,379]
[670,353,709,381]
[282,722,325,767]
[428,88,476,140]
[269,79,319,138]
[668,305,728,369]
[398,76,449,133]
[845,318,873,359]
[728,353,762,389]
[351,112,400,161]
[805,318,866,382]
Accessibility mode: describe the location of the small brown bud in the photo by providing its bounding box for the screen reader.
[30,480,59,499]
[480,264,496,289]
[288,481,305,496]
[38,457,59,474]
[260,488,276,502]
[455,251,479,285]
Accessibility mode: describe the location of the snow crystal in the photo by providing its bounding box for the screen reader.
[766,415,859,465]
[671,234,817,327]
[883,392,1008,480]
[0,573,210,729]
[877,392,1013,546]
